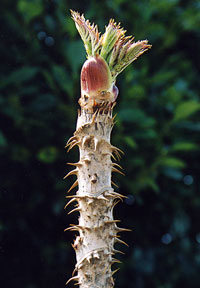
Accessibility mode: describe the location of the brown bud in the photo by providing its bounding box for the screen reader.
[81,55,112,96]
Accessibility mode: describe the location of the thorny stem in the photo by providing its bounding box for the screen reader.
[64,10,151,287]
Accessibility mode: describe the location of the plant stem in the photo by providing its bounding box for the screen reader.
[66,106,126,287]
[65,10,151,287]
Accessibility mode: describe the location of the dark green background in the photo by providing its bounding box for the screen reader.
[0,0,200,287]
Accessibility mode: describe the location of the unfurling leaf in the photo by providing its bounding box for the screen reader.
[70,10,151,82]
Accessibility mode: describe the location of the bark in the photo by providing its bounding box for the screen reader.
[65,104,127,288]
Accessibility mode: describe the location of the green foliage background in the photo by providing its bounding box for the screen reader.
[0,0,200,287]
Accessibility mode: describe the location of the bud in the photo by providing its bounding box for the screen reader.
[112,84,119,102]
[81,55,112,97]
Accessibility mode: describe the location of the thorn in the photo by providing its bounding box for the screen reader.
[112,102,116,110]
[65,275,79,285]
[65,194,80,199]
[111,258,122,264]
[111,180,119,188]
[65,139,76,148]
[66,136,77,146]
[67,141,80,152]
[109,191,127,199]
[112,268,120,276]
[64,226,75,232]
[112,113,117,122]
[64,198,77,209]
[97,194,109,201]
[112,119,117,126]
[111,153,118,161]
[72,266,77,276]
[67,162,83,167]
[65,194,88,200]
[64,227,70,232]
[68,180,78,193]
[110,233,118,239]
[111,145,125,157]
[115,237,129,247]
[112,249,125,255]
[112,167,125,176]
[104,220,121,224]
[112,163,123,170]
[116,227,132,232]
[91,109,98,124]
[64,224,83,231]
[102,152,116,161]
[115,151,122,161]
[63,169,78,179]
[68,207,81,215]
[112,199,121,208]
[111,145,124,154]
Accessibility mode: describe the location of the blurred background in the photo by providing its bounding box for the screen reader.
[0,0,200,287]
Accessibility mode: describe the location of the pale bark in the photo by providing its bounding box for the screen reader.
[65,105,127,287]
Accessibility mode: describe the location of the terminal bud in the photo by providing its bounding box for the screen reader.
[81,55,112,96]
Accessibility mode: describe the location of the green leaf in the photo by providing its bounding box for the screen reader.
[37,147,58,163]
[159,157,186,169]
[0,67,38,89]
[17,0,43,22]
[124,136,137,149]
[171,142,198,151]
[173,101,200,122]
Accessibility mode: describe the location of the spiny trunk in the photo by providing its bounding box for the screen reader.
[64,10,151,288]
[65,106,127,287]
